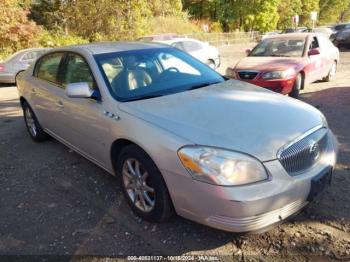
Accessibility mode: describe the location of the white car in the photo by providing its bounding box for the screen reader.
[157,38,220,69]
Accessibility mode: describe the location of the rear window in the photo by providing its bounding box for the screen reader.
[22,50,46,61]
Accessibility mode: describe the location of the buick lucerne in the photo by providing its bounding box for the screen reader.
[16,42,337,232]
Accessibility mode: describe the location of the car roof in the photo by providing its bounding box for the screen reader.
[64,41,169,55]
[159,38,201,43]
[266,33,316,39]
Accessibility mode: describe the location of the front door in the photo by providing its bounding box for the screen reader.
[55,52,110,168]
[305,36,323,83]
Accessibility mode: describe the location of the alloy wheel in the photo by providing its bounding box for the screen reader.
[25,107,37,137]
[122,158,155,212]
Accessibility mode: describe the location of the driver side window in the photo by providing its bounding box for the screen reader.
[310,37,319,50]
[62,54,95,88]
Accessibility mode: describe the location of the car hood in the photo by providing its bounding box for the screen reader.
[118,80,323,162]
[235,57,304,71]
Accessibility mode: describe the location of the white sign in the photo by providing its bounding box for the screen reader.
[310,11,317,21]
[292,15,299,24]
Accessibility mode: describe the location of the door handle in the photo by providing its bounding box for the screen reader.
[31,88,36,95]
[56,100,64,108]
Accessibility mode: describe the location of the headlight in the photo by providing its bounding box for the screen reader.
[262,68,295,80]
[178,146,268,186]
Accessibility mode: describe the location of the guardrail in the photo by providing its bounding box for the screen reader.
[182,32,260,46]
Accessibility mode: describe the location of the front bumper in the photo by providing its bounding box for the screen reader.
[163,131,337,232]
[239,77,296,95]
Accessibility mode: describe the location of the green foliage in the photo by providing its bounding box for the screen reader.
[300,0,319,27]
[254,0,280,32]
[2,0,350,60]
[0,0,42,53]
[277,0,302,29]
[38,31,88,48]
[319,0,350,24]
[210,21,223,32]
[150,16,202,34]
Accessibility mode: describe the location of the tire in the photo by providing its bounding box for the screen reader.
[289,73,303,99]
[324,61,337,82]
[22,101,50,142]
[206,59,216,69]
[116,144,173,222]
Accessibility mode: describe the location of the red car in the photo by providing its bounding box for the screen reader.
[227,33,339,98]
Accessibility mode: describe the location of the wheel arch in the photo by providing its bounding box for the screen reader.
[110,138,153,175]
[110,138,175,210]
[299,70,306,90]
[19,96,27,106]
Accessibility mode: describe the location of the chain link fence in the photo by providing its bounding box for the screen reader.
[182,32,261,46]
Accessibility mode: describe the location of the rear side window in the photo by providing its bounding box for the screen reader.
[62,53,94,88]
[172,42,185,51]
[35,53,64,84]
[182,41,202,52]
[22,51,43,61]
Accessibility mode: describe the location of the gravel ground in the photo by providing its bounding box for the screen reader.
[0,45,349,261]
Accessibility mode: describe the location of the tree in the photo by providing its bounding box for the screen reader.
[277,0,302,29]
[0,0,41,53]
[29,0,66,32]
[300,0,319,27]
[319,0,350,24]
[215,0,280,32]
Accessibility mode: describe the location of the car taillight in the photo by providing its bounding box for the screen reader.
[0,65,4,71]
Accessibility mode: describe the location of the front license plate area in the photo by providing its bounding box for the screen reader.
[307,167,332,202]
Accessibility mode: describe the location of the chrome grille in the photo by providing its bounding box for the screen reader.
[238,71,258,80]
[278,127,328,175]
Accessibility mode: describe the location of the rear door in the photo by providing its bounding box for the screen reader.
[31,52,66,133]
[318,34,336,76]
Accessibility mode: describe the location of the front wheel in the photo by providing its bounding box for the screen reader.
[117,145,173,222]
[289,73,303,99]
[22,101,50,142]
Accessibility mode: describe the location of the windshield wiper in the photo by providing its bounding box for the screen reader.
[270,54,292,57]
[124,94,163,102]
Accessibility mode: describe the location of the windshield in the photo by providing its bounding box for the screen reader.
[94,48,224,102]
[249,37,306,57]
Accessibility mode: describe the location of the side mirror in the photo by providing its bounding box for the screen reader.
[66,82,94,98]
[245,49,251,56]
[308,48,320,56]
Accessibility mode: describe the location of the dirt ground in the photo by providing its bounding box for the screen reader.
[0,45,349,261]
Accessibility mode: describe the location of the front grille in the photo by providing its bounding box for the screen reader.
[278,127,328,175]
[238,71,258,80]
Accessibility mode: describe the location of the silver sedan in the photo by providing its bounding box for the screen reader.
[0,48,49,84]
[16,42,337,232]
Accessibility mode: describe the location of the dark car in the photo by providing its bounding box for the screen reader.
[332,23,350,34]
[283,27,308,34]
[331,29,350,49]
